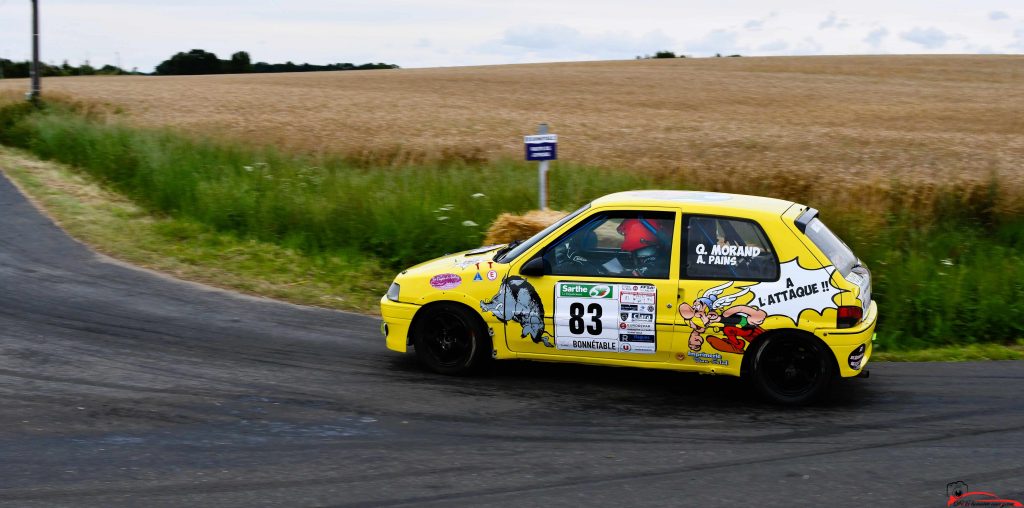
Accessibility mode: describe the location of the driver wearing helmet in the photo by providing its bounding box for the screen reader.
[617,216,671,277]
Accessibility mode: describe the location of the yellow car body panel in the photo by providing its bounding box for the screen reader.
[382,191,877,380]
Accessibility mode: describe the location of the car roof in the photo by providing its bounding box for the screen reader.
[591,190,798,216]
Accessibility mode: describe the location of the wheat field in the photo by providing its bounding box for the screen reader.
[2,55,1023,214]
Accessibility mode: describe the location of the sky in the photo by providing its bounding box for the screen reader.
[0,0,1022,72]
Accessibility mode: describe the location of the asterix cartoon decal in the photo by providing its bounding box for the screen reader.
[679,259,845,355]
[480,276,553,347]
[679,282,766,355]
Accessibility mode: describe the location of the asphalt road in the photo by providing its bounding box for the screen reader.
[1,172,1022,508]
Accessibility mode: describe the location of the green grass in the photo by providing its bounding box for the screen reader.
[873,341,1024,362]
[1,101,1022,353]
[857,221,1024,350]
[0,145,390,312]
[11,107,658,267]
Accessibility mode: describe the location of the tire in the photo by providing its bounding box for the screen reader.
[749,333,835,405]
[412,303,491,375]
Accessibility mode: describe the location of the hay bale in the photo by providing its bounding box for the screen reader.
[484,209,568,245]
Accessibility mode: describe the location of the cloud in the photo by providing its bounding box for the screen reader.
[490,24,674,59]
[1011,28,1024,51]
[988,11,1010,21]
[790,37,824,56]
[900,26,951,49]
[819,12,849,30]
[757,40,788,52]
[684,29,742,56]
[501,24,579,51]
[863,27,889,48]
[744,12,777,31]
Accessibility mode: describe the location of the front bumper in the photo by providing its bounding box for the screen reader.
[819,300,877,378]
[380,296,419,353]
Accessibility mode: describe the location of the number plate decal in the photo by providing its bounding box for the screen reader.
[554,283,657,354]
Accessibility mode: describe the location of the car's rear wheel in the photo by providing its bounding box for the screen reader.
[412,303,490,375]
[749,333,834,405]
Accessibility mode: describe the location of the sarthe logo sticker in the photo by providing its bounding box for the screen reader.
[947,481,1022,507]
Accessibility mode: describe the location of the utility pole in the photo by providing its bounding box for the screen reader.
[28,0,41,101]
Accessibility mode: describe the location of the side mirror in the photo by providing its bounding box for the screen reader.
[519,257,546,277]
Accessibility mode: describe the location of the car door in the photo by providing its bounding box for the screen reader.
[674,214,780,374]
[505,207,680,363]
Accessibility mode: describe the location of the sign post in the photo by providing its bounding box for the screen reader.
[524,124,557,210]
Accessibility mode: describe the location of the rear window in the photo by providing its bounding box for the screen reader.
[804,218,857,276]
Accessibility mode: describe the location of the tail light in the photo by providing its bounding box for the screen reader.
[837,306,863,329]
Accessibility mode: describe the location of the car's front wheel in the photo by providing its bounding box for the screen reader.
[749,333,835,405]
[412,303,490,375]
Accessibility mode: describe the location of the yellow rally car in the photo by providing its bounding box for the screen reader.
[380,191,876,404]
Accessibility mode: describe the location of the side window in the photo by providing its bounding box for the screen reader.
[540,211,675,279]
[683,216,778,281]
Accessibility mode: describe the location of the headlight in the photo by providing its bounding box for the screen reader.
[386,282,401,302]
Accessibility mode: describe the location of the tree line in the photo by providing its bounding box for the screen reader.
[635,50,742,59]
[0,49,397,79]
[0,59,137,79]
[153,49,398,75]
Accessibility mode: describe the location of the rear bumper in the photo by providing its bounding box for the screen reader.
[380,296,419,353]
[819,300,877,378]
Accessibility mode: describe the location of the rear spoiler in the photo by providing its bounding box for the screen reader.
[794,207,819,233]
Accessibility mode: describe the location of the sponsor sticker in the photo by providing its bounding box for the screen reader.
[558,283,614,299]
[621,322,655,332]
[487,270,498,281]
[554,282,656,354]
[687,351,729,366]
[473,272,483,282]
[429,273,462,290]
[623,342,656,353]
[568,338,618,351]
[619,333,655,342]
[620,290,656,304]
[848,343,866,370]
[454,258,484,270]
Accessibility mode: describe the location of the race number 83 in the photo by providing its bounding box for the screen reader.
[568,302,602,335]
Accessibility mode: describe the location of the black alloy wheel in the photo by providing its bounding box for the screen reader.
[751,333,835,405]
[413,303,489,375]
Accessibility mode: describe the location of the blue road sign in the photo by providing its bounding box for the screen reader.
[525,134,558,161]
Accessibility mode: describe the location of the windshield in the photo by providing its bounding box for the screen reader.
[803,218,858,276]
[495,203,591,263]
